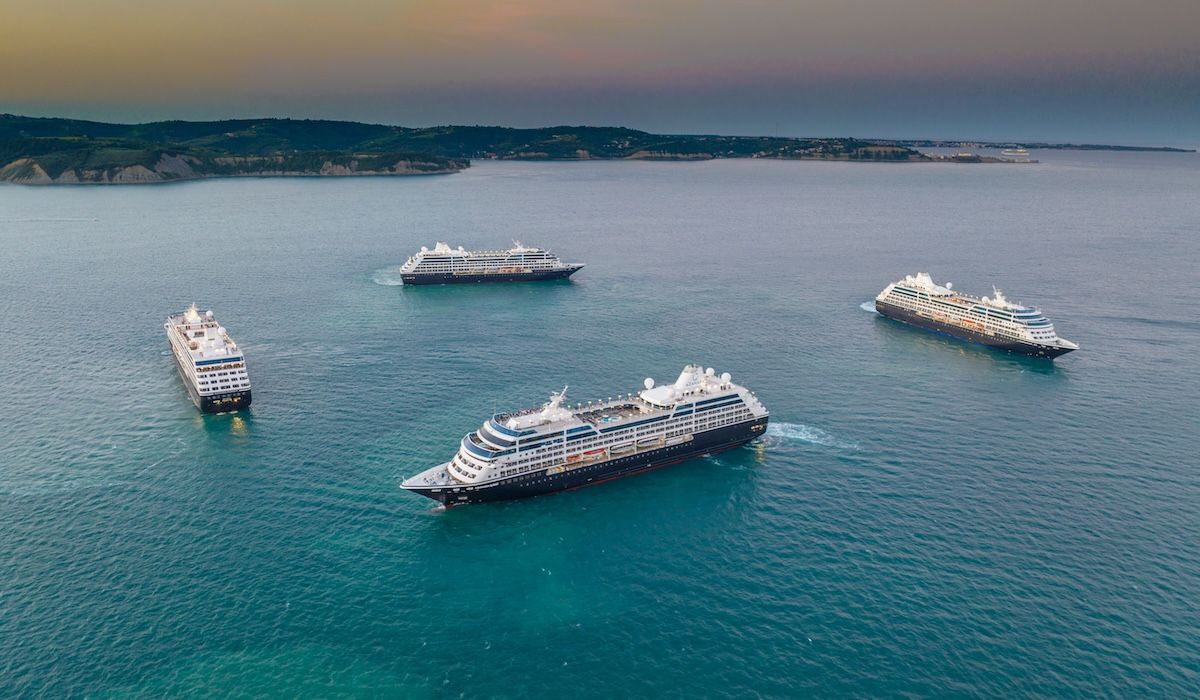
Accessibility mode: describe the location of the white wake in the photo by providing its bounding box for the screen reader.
[765,422,858,450]
[371,267,405,286]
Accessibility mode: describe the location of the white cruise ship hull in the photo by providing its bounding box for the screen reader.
[404,417,767,506]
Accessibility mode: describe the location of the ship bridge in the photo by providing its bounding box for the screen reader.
[640,364,735,407]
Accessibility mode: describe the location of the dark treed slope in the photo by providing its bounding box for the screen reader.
[0,116,468,184]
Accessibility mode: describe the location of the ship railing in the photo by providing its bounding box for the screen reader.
[494,406,542,422]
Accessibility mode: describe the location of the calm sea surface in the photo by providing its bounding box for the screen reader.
[2,153,1198,697]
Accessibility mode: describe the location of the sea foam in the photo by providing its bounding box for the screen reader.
[765,422,858,450]
[371,267,405,286]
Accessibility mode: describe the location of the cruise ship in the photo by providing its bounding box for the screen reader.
[875,273,1078,358]
[1001,147,1032,163]
[164,305,252,413]
[399,241,584,284]
[401,364,769,506]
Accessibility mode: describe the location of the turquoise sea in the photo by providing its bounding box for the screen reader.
[2,153,1198,697]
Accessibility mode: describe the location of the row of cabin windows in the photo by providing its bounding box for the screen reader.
[197,362,245,373]
[492,429,705,484]
[420,254,551,261]
[199,378,249,387]
[418,255,553,262]
[415,260,557,270]
[513,407,741,457]
[198,378,246,386]
[488,408,749,477]
[696,408,753,431]
[898,297,1037,336]
[198,369,245,378]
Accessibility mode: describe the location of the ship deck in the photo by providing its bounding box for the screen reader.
[402,462,455,489]
[167,314,242,363]
[575,402,647,426]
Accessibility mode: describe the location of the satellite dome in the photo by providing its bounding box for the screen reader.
[946,282,954,289]
[206,310,214,318]
[705,367,715,376]
[644,378,654,389]
[720,372,732,383]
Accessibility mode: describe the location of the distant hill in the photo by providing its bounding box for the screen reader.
[0,115,919,185]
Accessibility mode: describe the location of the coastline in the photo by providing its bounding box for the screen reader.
[2,114,1191,186]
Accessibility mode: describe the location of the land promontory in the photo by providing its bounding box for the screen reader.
[0,115,917,185]
[2,114,1191,185]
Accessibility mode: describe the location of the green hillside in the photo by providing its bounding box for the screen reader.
[0,114,922,184]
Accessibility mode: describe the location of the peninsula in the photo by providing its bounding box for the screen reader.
[2,114,1191,185]
[0,115,916,185]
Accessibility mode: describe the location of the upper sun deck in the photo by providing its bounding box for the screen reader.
[166,305,242,363]
[894,272,954,296]
[491,396,657,435]
[490,365,744,438]
[576,401,646,426]
[415,241,549,258]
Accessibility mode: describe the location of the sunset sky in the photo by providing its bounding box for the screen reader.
[2,1,1197,143]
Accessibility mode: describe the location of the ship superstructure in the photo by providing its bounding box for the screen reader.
[401,364,769,505]
[164,304,252,413]
[399,241,583,284]
[875,273,1078,358]
[1001,147,1032,162]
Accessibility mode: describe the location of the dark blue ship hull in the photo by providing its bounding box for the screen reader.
[876,300,1075,359]
[199,389,252,414]
[407,417,769,506]
[402,266,583,285]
